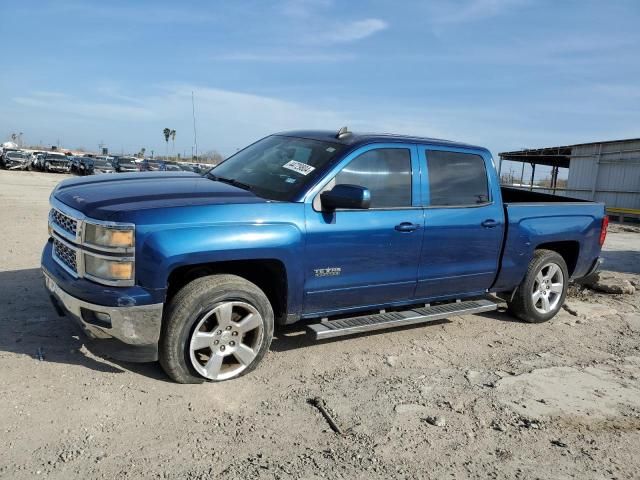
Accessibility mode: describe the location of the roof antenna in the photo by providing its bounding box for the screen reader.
[336,126,351,139]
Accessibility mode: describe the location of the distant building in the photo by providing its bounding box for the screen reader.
[500,138,640,222]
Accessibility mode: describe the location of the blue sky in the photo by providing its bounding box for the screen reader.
[1,0,639,168]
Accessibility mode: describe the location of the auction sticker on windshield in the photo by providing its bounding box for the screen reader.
[282,160,315,176]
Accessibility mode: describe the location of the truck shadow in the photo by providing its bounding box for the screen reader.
[2,267,577,379]
[0,267,171,379]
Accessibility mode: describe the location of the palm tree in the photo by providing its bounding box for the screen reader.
[163,128,171,156]
[170,130,176,155]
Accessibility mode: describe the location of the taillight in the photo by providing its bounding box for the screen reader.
[599,216,609,246]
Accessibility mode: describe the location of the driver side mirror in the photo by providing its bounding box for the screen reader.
[320,184,371,210]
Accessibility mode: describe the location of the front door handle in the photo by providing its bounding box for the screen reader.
[481,219,498,228]
[395,222,419,233]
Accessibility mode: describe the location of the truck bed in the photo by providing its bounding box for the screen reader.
[491,187,605,292]
[501,186,591,204]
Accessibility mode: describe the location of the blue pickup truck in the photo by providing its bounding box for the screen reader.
[42,129,607,383]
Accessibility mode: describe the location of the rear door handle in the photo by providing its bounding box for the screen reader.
[395,222,419,233]
[481,219,498,228]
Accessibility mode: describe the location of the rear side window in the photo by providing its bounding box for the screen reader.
[335,148,412,208]
[426,151,489,206]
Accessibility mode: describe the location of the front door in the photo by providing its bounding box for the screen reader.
[303,144,424,316]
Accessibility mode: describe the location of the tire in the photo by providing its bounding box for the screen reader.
[507,249,568,323]
[159,274,274,384]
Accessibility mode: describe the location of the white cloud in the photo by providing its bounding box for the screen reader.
[8,78,635,160]
[13,92,153,120]
[6,85,447,155]
[314,18,388,44]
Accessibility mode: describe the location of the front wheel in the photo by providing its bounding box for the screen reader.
[507,249,568,323]
[159,274,274,383]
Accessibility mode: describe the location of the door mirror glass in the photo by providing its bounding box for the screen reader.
[321,184,371,210]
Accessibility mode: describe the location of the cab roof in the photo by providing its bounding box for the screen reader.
[276,130,487,152]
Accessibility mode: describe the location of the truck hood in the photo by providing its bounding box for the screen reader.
[53,171,268,220]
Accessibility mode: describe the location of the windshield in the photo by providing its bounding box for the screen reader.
[8,152,27,159]
[146,161,161,170]
[209,135,345,201]
[118,157,137,166]
[94,158,110,167]
[46,155,67,161]
[165,163,181,171]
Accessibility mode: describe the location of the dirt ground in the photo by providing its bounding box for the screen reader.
[1,170,639,479]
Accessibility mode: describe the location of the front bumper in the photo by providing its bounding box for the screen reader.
[43,270,163,362]
[48,165,70,172]
[6,161,29,170]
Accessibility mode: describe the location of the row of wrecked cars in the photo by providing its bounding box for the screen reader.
[0,149,72,173]
[0,148,208,175]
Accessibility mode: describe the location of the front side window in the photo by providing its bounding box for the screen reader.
[426,150,489,206]
[334,148,412,208]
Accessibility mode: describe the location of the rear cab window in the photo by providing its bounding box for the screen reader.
[424,150,490,207]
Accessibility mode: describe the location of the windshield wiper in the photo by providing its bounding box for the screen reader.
[207,174,254,192]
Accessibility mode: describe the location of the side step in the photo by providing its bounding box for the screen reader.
[306,299,497,340]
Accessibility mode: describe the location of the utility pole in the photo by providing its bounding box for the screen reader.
[192,91,198,160]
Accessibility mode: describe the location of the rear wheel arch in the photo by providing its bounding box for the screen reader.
[534,240,580,276]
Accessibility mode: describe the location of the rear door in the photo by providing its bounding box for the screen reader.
[303,144,424,316]
[415,148,505,299]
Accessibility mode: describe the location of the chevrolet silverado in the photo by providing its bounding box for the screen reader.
[42,129,606,383]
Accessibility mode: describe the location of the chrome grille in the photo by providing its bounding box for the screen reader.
[53,238,78,274]
[50,208,78,237]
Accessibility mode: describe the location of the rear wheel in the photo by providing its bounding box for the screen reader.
[159,274,274,383]
[507,249,568,323]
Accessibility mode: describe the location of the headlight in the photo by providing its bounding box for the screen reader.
[84,255,134,281]
[84,223,134,248]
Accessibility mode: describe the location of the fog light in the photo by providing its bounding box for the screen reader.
[80,309,112,328]
[95,312,111,323]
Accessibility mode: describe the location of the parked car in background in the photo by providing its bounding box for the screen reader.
[178,163,199,173]
[112,156,139,173]
[78,157,95,175]
[3,150,32,170]
[163,161,182,172]
[0,147,20,168]
[94,155,115,165]
[43,153,71,173]
[69,156,82,174]
[138,159,166,171]
[73,157,94,175]
[32,153,47,171]
[91,156,116,174]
